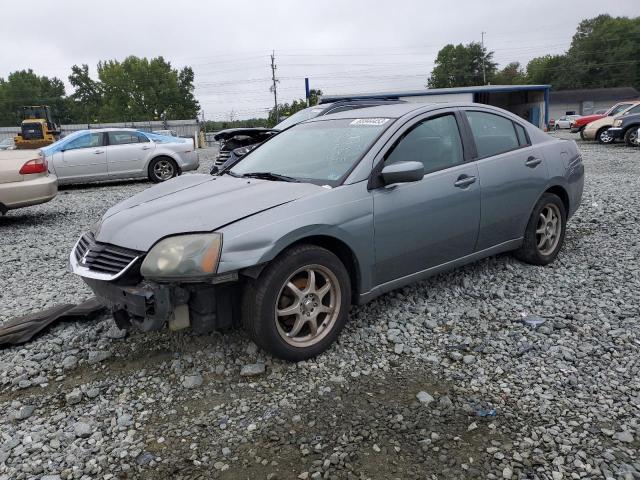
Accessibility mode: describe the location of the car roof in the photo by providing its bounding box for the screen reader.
[306,101,516,121]
[308,102,431,120]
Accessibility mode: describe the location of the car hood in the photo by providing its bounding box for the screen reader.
[584,116,614,130]
[213,128,278,141]
[95,174,324,251]
[573,114,604,126]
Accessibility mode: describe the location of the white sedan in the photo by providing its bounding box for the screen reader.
[554,114,582,130]
[42,128,199,185]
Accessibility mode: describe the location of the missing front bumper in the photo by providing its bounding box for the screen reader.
[82,277,239,333]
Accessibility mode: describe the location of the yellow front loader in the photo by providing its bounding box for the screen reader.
[14,106,61,150]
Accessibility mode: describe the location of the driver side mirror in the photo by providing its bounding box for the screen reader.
[380,161,424,185]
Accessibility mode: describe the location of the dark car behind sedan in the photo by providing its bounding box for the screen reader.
[212,99,405,171]
[608,112,640,146]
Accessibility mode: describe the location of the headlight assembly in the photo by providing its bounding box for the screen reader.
[613,119,623,127]
[141,233,222,280]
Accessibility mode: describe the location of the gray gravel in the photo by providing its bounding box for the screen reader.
[1,135,639,479]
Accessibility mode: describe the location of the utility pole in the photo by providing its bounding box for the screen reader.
[481,31,486,85]
[270,51,279,123]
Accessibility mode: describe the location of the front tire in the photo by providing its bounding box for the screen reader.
[624,128,639,147]
[579,129,586,140]
[596,128,615,144]
[148,157,178,183]
[515,193,567,266]
[242,244,351,361]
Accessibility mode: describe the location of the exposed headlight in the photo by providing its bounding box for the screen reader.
[141,233,222,280]
[613,119,623,127]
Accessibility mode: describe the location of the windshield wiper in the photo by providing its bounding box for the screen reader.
[220,170,242,177]
[241,172,299,182]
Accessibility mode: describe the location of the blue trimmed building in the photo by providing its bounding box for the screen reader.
[320,85,551,130]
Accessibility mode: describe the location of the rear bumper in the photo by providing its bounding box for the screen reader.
[177,151,199,172]
[81,276,239,333]
[607,127,624,139]
[0,174,57,211]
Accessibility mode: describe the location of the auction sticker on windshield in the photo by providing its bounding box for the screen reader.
[350,118,390,126]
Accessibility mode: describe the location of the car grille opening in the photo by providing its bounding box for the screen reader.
[75,232,142,276]
[214,150,231,167]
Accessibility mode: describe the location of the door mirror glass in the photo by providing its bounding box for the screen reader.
[381,161,424,185]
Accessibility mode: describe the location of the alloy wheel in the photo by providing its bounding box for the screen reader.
[275,265,341,347]
[154,160,175,181]
[535,203,562,256]
[599,130,613,143]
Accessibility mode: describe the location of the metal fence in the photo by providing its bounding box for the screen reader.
[0,119,200,142]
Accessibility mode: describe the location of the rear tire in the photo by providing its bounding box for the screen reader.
[148,157,178,183]
[596,128,615,144]
[515,193,566,266]
[242,244,351,361]
[624,128,639,147]
[554,124,559,131]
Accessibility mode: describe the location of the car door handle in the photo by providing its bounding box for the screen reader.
[141,145,151,150]
[93,149,104,154]
[454,175,476,188]
[525,156,542,168]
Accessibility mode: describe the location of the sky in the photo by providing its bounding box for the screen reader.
[0,0,637,120]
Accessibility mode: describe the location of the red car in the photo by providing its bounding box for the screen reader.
[570,103,634,138]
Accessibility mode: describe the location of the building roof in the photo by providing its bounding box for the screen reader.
[549,87,640,103]
[320,85,551,103]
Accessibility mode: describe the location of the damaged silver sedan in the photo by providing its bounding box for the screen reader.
[71,103,584,360]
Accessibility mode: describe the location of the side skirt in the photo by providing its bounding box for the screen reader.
[356,238,523,305]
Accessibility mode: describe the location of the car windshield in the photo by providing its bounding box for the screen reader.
[230,118,391,185]
[40,130,88,155]
[273,106,326,131]
[144,132,187,143]
[609,104,633,116]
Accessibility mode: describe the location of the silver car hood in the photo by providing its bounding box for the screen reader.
[95,173,324,251]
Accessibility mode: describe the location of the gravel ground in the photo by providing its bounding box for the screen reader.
[0,134,639,480]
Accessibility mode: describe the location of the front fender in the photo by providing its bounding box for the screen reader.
[217,182,374,293]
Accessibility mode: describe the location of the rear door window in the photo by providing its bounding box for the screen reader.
[108,131,149,145]
[465,111,520,158]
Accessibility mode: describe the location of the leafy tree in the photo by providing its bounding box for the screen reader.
[525,15,640,90]
[427,42,497,88]
[68,64,103,124]
[492,62,527,85]
[96,56,199,122]
[268,98,311,125]
[0,70,67,127]
[308,88,323,106]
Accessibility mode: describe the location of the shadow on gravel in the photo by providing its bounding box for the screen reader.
[58,178,150,191]
[137,366,504,480]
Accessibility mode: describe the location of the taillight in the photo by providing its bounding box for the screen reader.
[19,157,47,175]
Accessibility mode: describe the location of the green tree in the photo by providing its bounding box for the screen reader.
[427,42,496,88]
[0,70,67,127]
[68,64,103,124]
[525,55,568,85]
[525,15,640,90]
[268,98,311,125]
[492,62,527,85]
[308,88,323,106]
[97,56,199,122]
